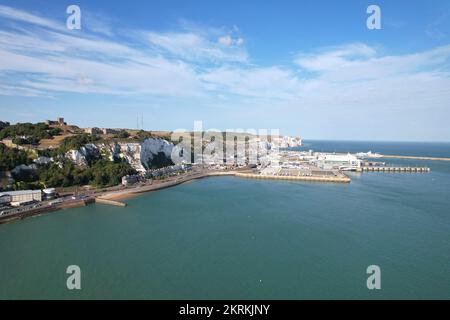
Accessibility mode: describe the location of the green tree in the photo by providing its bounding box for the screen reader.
[116,130,130,139]
[0,122,61,144]
[0,143,31,171]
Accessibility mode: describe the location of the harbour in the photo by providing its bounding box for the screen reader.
[1,147,449,299]
[1,0,450,302]
[0,147,439,224]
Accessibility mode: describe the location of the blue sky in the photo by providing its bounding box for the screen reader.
[0,0,450,141]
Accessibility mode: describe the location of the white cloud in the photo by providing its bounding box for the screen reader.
[218,35,233,46]
[295,43,377,72]
[218,35,244,47]
[295,43,450,82]
[83,12,114,36]
[201,66,301,100]
[145,31,247,63]
[0,4,64,31]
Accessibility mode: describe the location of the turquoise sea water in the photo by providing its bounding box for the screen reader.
[0,141,449,299]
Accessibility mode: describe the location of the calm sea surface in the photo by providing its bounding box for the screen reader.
[0,141,449,299]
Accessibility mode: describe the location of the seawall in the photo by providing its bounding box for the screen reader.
[234,172,351,183]
[381,155,450,161]
[95,198,127,207]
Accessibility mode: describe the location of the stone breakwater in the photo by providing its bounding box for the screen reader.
[234,172,351,183]
[381,154,450,162]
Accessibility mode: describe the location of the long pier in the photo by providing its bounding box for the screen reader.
[361,166,430,172]
[235,172,351,183]
[381,155,450,161]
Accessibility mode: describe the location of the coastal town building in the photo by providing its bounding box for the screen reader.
[102,128,119,135]
[122,174,141,186]
[316,153,361,171]
[148,164,192,178]
[42,188,56,200]
[84,127,103,135]
[0,190,42,207]
[0,194,11,205]
[84,128,120,135]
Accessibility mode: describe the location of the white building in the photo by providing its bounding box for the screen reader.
[317,153,361,171]
[0,190,42,206]
[84,127,103,135]
[42,188,57,200]
[0,194,11,205]
[122,175,140,186]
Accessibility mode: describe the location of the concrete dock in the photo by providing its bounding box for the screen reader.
[361,167,430,172]
[235,172,351,183]
[381,155,450,162]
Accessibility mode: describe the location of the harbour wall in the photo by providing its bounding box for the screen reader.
[234,172,351,183]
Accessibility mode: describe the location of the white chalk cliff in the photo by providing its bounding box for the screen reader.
[66,138,181,172]
[65,143,100,167]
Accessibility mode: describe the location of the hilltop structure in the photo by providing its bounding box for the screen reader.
[45,118,66,126]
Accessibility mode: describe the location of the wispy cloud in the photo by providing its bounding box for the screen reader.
[144,31,247,63]
[0,4,64,31]
[295,43,450,81]
[426,12,449,40]
[295,43,377,72]
[82,11,115,36]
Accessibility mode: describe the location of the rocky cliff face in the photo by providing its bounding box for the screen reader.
[65,143,100,166]
[64,135,299,170]
[271,136,302,148]
[66,138,180,172]
[113,138,177,172]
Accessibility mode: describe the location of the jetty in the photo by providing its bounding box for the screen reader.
[95,198,127,207]
[381,155,450,162]
[361,166,430,172]
[234,172,351,183]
